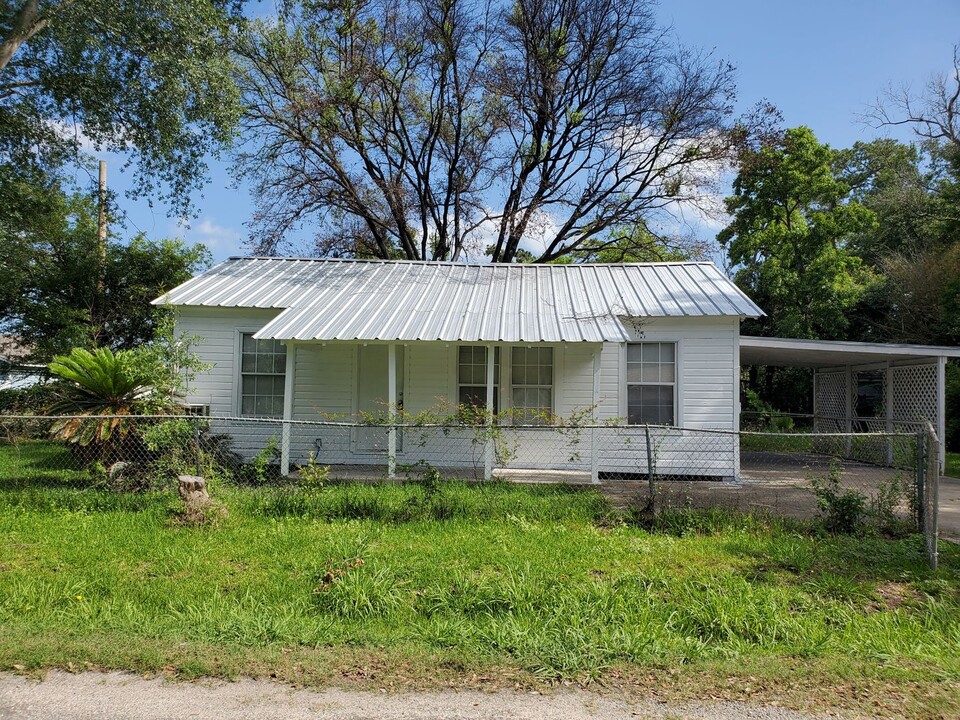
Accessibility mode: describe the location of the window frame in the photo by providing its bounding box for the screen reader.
[236,331,287,418]
[625,341,678,427]
[457,345,500,413]
[509,346,555,425]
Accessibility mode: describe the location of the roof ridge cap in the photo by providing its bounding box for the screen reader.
[225,255,718,268]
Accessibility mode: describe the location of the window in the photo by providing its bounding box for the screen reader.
[458,346,499,411]
[626,342,675,425]
[239,334,286,417]
[511,347,553,424]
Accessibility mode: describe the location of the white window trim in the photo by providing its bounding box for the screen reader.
[621,340,681,427]
[455,345,501,411]
[509,345,556,424]
[450,345,561,421]
[234,329,287,419]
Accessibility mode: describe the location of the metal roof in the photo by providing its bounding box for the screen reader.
[741,336,960,367]
[154,257,763,343]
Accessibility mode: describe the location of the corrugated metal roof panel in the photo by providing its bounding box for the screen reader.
[154,256,763,342]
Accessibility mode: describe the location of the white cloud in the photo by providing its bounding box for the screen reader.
[172,216,244,256]
[605,125,734,231]
[458,208,562,261]
[48,120,97,153]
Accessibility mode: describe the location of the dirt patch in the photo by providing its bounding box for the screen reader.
[872,582,921,612]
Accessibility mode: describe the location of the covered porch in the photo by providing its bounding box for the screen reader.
[740,336,960,469]
[274,339,607,480]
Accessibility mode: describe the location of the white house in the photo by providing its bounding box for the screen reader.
[155,256,764,480]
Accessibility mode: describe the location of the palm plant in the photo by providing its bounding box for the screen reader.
[47,347,158,449]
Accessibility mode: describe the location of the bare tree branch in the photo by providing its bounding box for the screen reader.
[234,0,737,262]
[865,44,960,150]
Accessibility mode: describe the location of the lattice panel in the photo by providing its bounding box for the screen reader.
[814,370,847,432]
[890,364,938,428]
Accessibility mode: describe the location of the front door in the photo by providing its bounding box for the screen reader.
[355,345,404,453]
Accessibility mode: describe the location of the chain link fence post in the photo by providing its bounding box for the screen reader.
[644,423,654,509]
[916,428,926,532]
[924,423,939,571]
[193,415,202,477]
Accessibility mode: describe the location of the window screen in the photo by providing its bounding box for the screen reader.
[511,347,553,424]
[239,334,286,418]
[626,342,675,425]
[458,346,499,412]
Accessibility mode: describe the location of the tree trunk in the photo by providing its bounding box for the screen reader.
[0,0,49,74]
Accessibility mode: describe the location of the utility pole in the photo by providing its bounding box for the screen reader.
[97,160,107,295]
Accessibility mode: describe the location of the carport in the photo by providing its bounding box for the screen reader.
[740,336,960,469]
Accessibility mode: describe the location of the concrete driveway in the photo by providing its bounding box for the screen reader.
[939,475,960,539]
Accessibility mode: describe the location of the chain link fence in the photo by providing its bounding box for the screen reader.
[0,413,941,567]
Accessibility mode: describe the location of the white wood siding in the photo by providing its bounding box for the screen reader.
[176,307,282,415]
[178,307,739,476]
[292,344,354,419]
[597,343,621,421]
[619,316,738,431]
[599,317,739,478]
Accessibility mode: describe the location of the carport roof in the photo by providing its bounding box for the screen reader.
[740,336,960,367]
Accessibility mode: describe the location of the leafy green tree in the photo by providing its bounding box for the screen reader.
[550,225,702,264]
[834,139,944,263]
[0,0,244,213]
[878,245,960,346]
[718,126,878,340]
[0,161,68,317]
[0,175,210,359]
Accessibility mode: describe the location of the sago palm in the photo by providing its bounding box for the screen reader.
[47,347,156,447]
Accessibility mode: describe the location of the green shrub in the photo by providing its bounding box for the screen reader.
[811,461,867,534]
[297,451,330,490]
[740,388,797,432]
[871,474,918,537]
[236,437,281,485]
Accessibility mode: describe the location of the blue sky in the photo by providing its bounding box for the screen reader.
[83,0,960,263]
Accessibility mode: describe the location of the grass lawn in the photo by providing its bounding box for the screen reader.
[946,451,960,478]
[1,443,959,718]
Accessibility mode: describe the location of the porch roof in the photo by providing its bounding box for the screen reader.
[154,256,762,343]
[740,335,960,367]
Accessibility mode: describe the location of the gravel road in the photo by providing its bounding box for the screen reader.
[0,670,850,720]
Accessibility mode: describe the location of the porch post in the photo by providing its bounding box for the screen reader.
[844,364,853,457]
[591,346,600,484]
[938,355,946,471]
[388,343,397,478]
[484,343,495,480]
[280,340,297,476]
[885,361,894,466]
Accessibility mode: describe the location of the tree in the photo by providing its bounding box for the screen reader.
[878,245,960,346]
[833,139,943,263]
[546,223,703,263]
[869,45,960,152]
[0,175,210,360]
[718,127,878,340]
[861,49,960,349]
[0,0,244,214]
[235,0,737,262]
[868,44,960,247]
